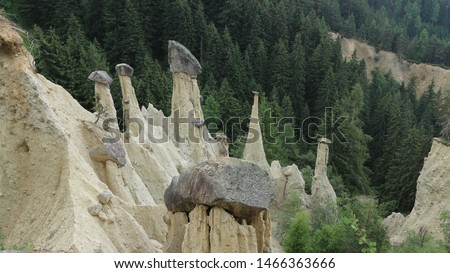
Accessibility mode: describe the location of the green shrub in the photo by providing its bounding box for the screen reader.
[283,211,313,253]
[11,243,35,251]
[440,211,450,252]
[393,229,446,253]
[276,191,302,240]
[327,166,348,197]
[300,166,313,195]
[0,229,4,251]
[282,196,390,253]
[313,221,356,252]
[350,200,390,252]
[309,200,338,230]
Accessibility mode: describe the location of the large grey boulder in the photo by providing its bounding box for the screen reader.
[89,143,126,167]
[168,40,202,76]
[88,71,113,85]
[164,158,274,219]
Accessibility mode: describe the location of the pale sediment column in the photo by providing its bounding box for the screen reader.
[243,91,270,172]
[311,138,337,209]
[168,40,206,163]
[116,63,143,141]
[88,71,118,129]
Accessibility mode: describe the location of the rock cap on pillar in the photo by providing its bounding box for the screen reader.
[318,137,332,144]
[164,157,275,219]
[88,71,113,85]
[168,40,202,76]
[115,63,134,77]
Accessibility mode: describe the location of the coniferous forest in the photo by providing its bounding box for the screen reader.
[1,0,450,252]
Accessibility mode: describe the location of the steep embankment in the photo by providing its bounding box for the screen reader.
[334,33,450,96]
[384,138,450,245]
[0,16,218,252]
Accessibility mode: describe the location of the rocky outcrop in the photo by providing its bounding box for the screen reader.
[164,157,274,219]
[311,138,337,210]
[168,41,218,163]
[182,205,210,252]
[243,92,270,173]
[334,33,450,96]
[384,138,450,246]
[209,207,258,253]
[270,161,310,210]
[0,18,192,252]
[270,138,336,214]
[163,211,188,253]
[164,157,274,252]
[164,205,269,253]
[0,16,342,253]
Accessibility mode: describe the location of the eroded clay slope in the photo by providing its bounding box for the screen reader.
[334,33,450,96]
[0,16,218,252]
[384,138,450,245]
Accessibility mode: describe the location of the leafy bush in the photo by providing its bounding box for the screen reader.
[309,200,338,230]
[327,167,348,197]
[0,229,4,251]
[392,229,446,253]
[313,221,356,252]
[300,166,313,195]
[350,199,390,252]
[276,191,302,240]
[440,211,450,252]
[282,197,389,253]
[283,211,313,253]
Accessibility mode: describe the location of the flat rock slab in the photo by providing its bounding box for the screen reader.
[164,158,274,219]
[168,40,202,76]
[89,142,126,167]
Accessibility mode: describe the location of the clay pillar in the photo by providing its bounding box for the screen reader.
[243,91,270,172]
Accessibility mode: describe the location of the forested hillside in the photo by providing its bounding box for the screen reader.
[1,0,449,215]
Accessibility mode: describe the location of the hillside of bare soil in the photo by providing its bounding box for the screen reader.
[333,33,450,96]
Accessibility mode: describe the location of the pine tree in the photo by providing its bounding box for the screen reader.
[343,13,356,36]
[15,0,54,28]
[103,0,146,69]
[260,94,288,164]
[416,83,439,136]
[330,83,372,192]
[51,0,82,34]
[252,39,269,91]
[267,0,289,46]
[203,94,222,135]
[306,36,334,114]
[270,39,292,98]
[314,67,337,117]
[163,0,195,51]
[437,90,450,141]
[134,54,172,115]
[290,33,307,122]
[216,78,241,129]
[84,0,106,43]
[190,0,208,59]
[203,23,225,79]
[34,26,71,88]
[34,15,109,111]
[383,126,428,212]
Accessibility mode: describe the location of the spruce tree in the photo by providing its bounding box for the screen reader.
[383,126,428,212]
[270,39,292,98]
[330,83,372,193]
[163,0,195,51]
